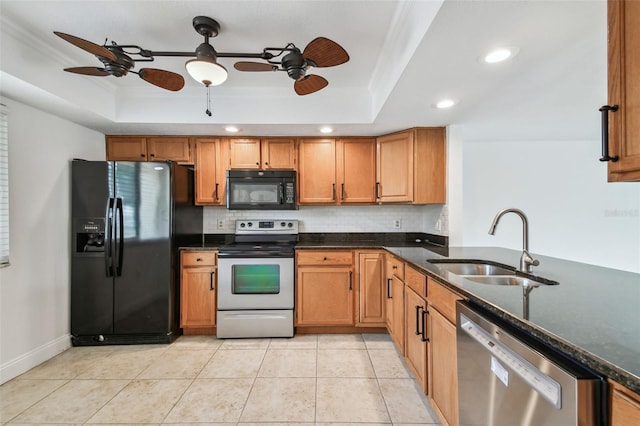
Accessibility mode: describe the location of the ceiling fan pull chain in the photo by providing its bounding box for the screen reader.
[205,84,212,117]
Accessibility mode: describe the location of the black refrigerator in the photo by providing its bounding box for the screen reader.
[71,160,202,346]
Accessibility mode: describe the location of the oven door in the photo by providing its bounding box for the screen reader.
[217,257,294,310]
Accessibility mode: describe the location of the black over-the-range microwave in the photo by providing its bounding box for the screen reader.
[226,170,297,210]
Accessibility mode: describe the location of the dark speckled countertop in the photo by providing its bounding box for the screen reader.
[385,246,640,394]
[181,233,640,393]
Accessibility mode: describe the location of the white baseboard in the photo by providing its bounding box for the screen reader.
[0,334,71,384]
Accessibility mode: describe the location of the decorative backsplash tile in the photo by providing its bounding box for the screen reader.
[203,204,448,235]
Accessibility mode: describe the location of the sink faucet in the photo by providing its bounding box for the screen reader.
[488,208,540,273]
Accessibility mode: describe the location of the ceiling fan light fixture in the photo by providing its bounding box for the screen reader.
[185,58,228,86]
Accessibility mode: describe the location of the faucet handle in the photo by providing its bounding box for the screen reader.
[520,250,540,273]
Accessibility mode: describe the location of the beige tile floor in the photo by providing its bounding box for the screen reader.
[1,333,440,425]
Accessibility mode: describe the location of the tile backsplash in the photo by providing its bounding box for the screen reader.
[203,204,448,235]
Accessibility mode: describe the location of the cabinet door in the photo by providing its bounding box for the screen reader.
[262,138,296,169]
[180,266,216,327]
[609,380,640,426]
[147,137,191,163]
[358,252,385,325]
[384,275,405,354]
[428,307,458,426]
[298,139,337,204]
[376,132,413,203]
[106,136,147,161]
[194,138,226,205]
[229,138,261,169]
[405,286,428,391]
[338,138,376,203]
[296,266,354,325]
[607,0,640,181]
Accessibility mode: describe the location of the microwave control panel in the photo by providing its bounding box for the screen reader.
[285,182,295,203]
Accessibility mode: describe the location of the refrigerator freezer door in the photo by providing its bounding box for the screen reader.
[71,161,115,335]
[113,162,172,334]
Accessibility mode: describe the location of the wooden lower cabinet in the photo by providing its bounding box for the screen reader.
[386,275,405,354]
[357,251,385,326]
[405,285,428,391]
[295,250,355,326]
[609,379,640,425]
[180,251,217,333]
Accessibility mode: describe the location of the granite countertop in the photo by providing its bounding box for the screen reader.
[385,246,640,394]
[180,233,640,392]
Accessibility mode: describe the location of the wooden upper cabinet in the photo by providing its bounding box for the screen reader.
[229,138,296,170]
[106,136,147,161]
[106,136,192,163]
[606,0,640,181]
[376,127,446,204]
[298,138,337,204]
[338,138,377,203]
[298,138,376,205]
[262,138,297,169]
[194,137,228,205]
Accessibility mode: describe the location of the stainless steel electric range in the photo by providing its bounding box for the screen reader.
[216,219,298,338]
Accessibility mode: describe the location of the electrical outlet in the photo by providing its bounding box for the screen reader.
[394,219,402,229]
[435,219,442,232]
[217,219,225,229]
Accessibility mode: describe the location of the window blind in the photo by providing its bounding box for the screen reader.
[0,104,9,266]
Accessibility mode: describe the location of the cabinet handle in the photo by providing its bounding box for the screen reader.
[140,153,145,158]
[210,271,215,291]
[349,271,352,290]
[415,305,422,335]
[375,182,380,199]
[386,278,392,299]
[341,183,345,201]
[265,162,269,166]
[196,257,202,262]
[256,162,260,166]
[421,310,429,342]
[150,153,155,158]
[323,256,327,261]
[332,183,336,200]
[214,183,219,202]
[599,105,619,162]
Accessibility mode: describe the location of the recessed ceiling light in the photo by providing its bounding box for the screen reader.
[435,99,456,109]
[483,47,518,64]
[225,126,240,133]
[320,126,334,134]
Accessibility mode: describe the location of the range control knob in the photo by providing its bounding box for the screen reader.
[280,222,286,227]
[240,223,246,228]
[247,222,253,227]
[288,222,293,228]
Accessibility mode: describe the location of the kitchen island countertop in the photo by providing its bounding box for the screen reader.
[385,246,640,394]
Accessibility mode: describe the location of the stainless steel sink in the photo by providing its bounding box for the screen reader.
[428,259,515,276]
[464,275,555,287]
[428,259,559,287]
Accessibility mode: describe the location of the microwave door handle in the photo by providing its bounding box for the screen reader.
[279,183,284,204]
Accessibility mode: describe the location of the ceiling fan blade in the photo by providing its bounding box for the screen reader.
[54,31,117,61]
[294,75,328,96]
[303,37,349,68]
[234,61,278,72]
[64,66,110,76]
[138,68,185,91]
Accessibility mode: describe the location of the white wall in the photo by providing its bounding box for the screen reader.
[458,138,640,273]
[0,98,104,384]
[204,204,448,235]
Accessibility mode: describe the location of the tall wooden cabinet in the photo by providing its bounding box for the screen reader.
[298,138,376,205]
[295,250,354,326]
[194,137,229,205]
[385,255,405,354]
[376,128,446,204]
[229,138,296,170]
[605,0,640,181]
[180,251,217,334]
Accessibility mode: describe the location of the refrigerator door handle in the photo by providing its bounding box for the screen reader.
[105,197,115,277]
[115,197,124,276]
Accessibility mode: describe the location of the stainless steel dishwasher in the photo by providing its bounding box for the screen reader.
[456,301,605,425]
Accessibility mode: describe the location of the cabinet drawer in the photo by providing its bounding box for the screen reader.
[387,255,405,280]
[428,278,462,324]
[181,251,217,267]
[297,250,353,266]
[405,266,426,296]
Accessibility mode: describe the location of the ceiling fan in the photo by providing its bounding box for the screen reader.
[54,16,350,95]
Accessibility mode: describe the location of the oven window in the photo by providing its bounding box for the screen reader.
[232,264,280,294]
